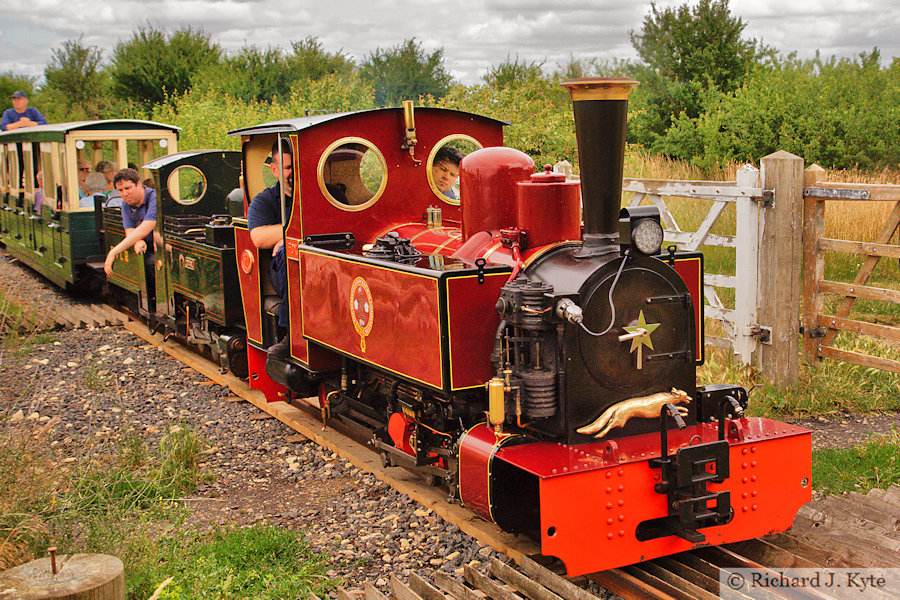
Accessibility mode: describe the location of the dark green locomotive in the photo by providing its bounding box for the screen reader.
[103,149,247,376]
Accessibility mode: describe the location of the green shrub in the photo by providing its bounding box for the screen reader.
[664,50,900,170]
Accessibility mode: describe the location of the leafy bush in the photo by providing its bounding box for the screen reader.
[663,50,900,170]
[435,81,576,168]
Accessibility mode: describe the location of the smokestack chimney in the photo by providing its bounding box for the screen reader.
[561,78,638,257]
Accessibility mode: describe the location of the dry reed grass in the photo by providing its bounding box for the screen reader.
[819,166,900,243]
[623,146,745,182]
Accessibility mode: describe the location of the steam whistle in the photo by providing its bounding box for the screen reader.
[402,100,421,165]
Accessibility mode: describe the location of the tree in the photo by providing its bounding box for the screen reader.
[631,0,758,92]
[628,0,763,151]
[483,56,546,89]
[360,38,453,106]
[111,25,220,107]
[193,37,353,103]
[0,72,35,102]
[43,37,107,119]
[288,36,353,82]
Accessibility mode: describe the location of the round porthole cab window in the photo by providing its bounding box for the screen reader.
[167,165,207,205]
[317,137,387,211]
[427,135,483,206]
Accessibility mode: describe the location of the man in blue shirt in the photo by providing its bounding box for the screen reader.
[1,91,47,131]
[248,141,293,358]
[104,168,157,276]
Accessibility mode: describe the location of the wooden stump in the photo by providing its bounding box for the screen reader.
[0,553,124,600]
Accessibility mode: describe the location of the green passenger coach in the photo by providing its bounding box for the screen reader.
[0,120,179,287]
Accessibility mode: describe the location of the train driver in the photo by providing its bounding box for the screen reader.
[248,141,293,360]
[431,146,463,200]
[104,168,158,276]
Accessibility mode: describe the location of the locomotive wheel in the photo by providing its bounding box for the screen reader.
[379,451,392,468]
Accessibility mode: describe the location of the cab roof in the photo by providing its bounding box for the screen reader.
[227,107,508,137]
[143,149,239,170]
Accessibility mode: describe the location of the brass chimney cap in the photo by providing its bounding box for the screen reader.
[561,77,639,101]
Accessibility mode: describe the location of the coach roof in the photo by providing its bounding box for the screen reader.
[0,119,181,144]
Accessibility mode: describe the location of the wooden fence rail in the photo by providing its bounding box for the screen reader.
[802,168,900,374]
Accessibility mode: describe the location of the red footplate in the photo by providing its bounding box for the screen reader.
[461,418,811,576]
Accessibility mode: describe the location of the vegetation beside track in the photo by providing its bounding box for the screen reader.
[0,419,334,599]
[812,431,900,495]
[0,335,335,600]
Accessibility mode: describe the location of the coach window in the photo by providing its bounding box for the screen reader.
[39,143,58,211]
[7,144,20,197]
[126,138,170,182]
[317,138,387,211]
[168,165,207,205]
[0,145,7,197]
[22,143,35,208]
[427,135,482,206]
[57,143,69,209]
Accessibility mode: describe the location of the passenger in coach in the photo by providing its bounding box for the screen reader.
[248,141,294,359]
[104,168,157,277]
[80,172,108,208]
[34,171,44,213]
[431,146,463,200]
[95,161,117,193]
[78,160,92,196]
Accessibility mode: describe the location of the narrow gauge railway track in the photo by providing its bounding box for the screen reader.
[3,260,897,599]
[113,311,899,599]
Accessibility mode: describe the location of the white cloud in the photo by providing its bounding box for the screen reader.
[1,0,897,85]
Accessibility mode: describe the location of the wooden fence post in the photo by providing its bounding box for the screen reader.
[733,164,761,364]
[802,164,826,364]
[757,151,804,385]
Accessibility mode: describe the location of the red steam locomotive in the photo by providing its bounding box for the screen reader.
[230,78,812,576]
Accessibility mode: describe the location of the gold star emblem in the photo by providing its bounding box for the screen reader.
[621,310,660,370]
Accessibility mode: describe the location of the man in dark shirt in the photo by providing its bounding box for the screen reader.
[1,91,47,131]
[104,168,157,276]
[248,141,293,358]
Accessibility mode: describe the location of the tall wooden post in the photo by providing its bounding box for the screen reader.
[802,164,826,364]
[756,151,804,385]
[733,164,761,364]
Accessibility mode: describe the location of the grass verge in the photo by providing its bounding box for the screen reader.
[132,526,332,600]
[699,335,900,418]
[812,431,900,495]
[0,422,335,599]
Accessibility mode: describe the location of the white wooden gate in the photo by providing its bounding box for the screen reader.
[555,161,769,364]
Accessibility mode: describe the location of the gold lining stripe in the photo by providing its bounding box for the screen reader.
[434,236,458,254]
[304,333,442,389]
[481,241,503,261]
[521,241,580,270]
[235,243,262,346]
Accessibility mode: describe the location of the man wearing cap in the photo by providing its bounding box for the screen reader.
[1,91,47,131]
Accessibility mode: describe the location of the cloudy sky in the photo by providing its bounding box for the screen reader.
[1,0,897,86]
